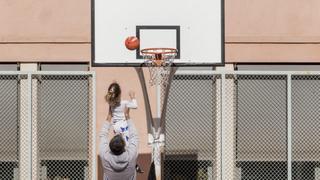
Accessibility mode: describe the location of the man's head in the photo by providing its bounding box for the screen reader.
[109,134,126,155]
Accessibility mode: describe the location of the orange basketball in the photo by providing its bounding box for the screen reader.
[125,36,140,50]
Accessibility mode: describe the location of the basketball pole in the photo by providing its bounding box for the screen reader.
[135,67,177,180]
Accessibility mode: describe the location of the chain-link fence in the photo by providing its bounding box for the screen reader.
[292,75,320,180]
[0,75,20,179]
[231,75,288,180]
[163,74,218,180]
[0,72,95,180]
[163,71,320,180]
[34,75,93,180]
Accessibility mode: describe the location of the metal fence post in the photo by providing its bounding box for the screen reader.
[287,74,292,180]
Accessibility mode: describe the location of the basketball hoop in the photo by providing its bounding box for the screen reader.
[141,48,177,86]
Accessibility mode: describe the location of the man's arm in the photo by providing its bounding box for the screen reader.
[99,121,112,157]
[127,120,139,159]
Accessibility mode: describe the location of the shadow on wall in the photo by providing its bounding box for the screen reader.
[97,153,152,180]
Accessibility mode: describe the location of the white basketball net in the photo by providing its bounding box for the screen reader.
[141,48,177,86]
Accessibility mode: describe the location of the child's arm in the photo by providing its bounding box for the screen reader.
[126,91,138,109]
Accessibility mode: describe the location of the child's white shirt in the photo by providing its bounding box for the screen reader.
[110,99,137,123]
[110,99,137,144]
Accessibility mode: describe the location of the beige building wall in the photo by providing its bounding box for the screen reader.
[225,0,320,62]
[0,0,90,61]
[1,0,320,63]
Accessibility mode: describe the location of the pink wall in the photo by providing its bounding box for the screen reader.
[0,0,90,61]
[2,0,320,62]
[225,0,320,62]
[0,44,90,61]
[0,0,90,42]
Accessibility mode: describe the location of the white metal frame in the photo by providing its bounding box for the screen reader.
[220,73,226,180]
[0,71,96,180]
[27,73,33,180]
[91,72,97,180]
[287,74,292,180]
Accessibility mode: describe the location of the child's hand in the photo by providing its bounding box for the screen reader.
[129,91,135,99]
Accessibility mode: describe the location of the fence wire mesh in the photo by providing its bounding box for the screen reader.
[0,73,94,180]
[0,75,20,179]
[292,75,320,180]
[233,75,288,180]
[163,74,218,180]
[163,73,292,180]
[33,75,93,180]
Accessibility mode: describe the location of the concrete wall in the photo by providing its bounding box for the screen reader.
[0,0,90,61]
[1,0,320,62]
[225,0,320,62]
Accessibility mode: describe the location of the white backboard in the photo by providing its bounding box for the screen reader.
[92,0,224,66]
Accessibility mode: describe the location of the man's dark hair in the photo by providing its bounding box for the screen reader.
[109,134,126,155]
